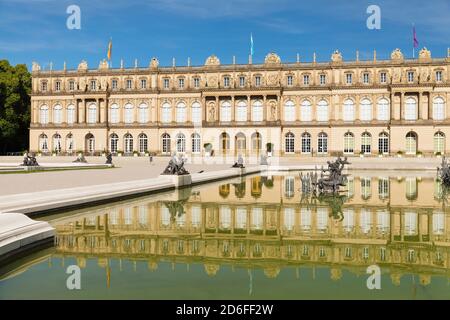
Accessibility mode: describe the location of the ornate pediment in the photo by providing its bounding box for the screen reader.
[149,57,159,69]
[390,48,404,61]
[31,62,41,72]
[331,50,343,63]
[77,60,88,71]
[264,52,281,65]
[98,59,109,70]
[205,55,220,66]
[418,47,431,61]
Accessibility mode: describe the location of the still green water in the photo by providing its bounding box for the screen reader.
[1,172,449,299]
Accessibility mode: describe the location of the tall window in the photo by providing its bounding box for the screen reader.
[138,103,148,123]
[140,79,147,89]
[110,133,118,153]
[407,71,414,83]
[112,79,118,90]
[221,132,230,152]
[301,100,312,121]
[67,105,75,124]
[362,73,370,84]
[360,98,372,121]
[53,105,62,124]
[377,98,390,121]
[361,132,371,154]
[285,133,295,153]
[343,99,355,121]
[318,133,328,154]
[163,78,169,89]
[239,76,245,87]
[40,105,49,124]
[178,78,185,89]
[110,104,119,123]
[191,133,201,153]
[124,133,133,153]
[193,77,200,88]
[252,100,263,122]
[236,101,247,122]
[284,100,295,121]
[344,132,355,154]
[346,73,353,84]
[90,80,96,91]
[380,72,387,84]
[176,133,186,152]
[405,97,417,120]
[319,74,326,85]
[86,134,95,153]
[436,71,443,82]
[255,76,261,87]
[301,132,311,153]
[405,131,418,154]
[162,133,171,154]
[161,103,171,123]
[39,134,48,152]
[55,81,61,91]
[176,102,187,123]
[126,79,132,89]
[251,132,262,153]
[138,133,148,153]
[287,75,293,86]
[223,76,230,87]
[69,81,75,91]
[433,97,445,120]
[191,102,201,124]
[124,104,134,124]
[378,132,389,154]
[66,134,74,153]
[434,132,445,154]
[53,134,61,153]
[317,100,329,122]
[378,179,389,200]
[303,74,310,85]
[220,101,231,122]
[87,104,97,124]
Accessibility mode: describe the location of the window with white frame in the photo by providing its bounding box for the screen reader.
[287,75,293,86]
[191,133,201,153]
[53,105,62,124]
[110,104,119,123]
[318,132,328,154]
[317,100,329,122]
[377,210,390,234]
[40,105,49,124]
[284,100,296,121]
[162,133,171,153]
[285,132,295,153]
[66,134,74,153]
[436,70,443,82]
[126,79,132,89]
[191,102,201,124]
[111,79,118,90]
[301,132,311,153]
[433,97,445,120]
[343,209,355,233]
[361,177,372,200]
[360,209,372,234]
[193,77,200,88]
[361,132,371,154]
[251,208,263,230]
[239,76,245,87]
[301,100,312,121]
[140,79,147,89]
[343,132,354,154]
[300,207,312,231]
[255,76,261,87]
[303,74,310,85]
[319,74,326,85]
[163,78,169,89]
[378,179,389,200]
[284,176,295,198]
[377,98,390,121]
[405,132,417,154]
[407,71,414,83]
[55,81,61,91]
[124,133,133,153]
[124,104,134,124]
[67,105,75,124]
[432,211,445,235]
[362,73,370,84]
[90,80,96,91]
[252,100,263,122]
[138,103,148,123]
[138,133,148,153]
[176,102,187,123]
[161,103,171,123]
[236,100,247,122]
[283,207,295,231]
[178,78,185,89]
[434,132,445,154]
[378,132,389,154]
[87,104,97,123]
[404,211,418,235]
[53,134,61,152]
[405,97,417,120]
[220,101,232,122]
[39,134,48,152]
[346,73,353,84]
[343,99,355,121]
[380,72,387,83]
[223,76,230,87]
[110,133,118,153]
[176,133,186,152]
[360,98,372,121]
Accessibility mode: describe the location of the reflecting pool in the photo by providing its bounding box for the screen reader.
[1,172,450,299]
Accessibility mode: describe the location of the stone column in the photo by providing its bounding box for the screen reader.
[247,96,251,122]
[231,96,235,122]
[216,96,219,122]
[400,92,405,120]
[418,92,422,120]
[263,95,267,122]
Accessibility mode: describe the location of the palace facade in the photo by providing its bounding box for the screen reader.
[30,48,450,157]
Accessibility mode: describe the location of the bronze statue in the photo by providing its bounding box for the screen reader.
[21,152,39,166]
[161,153,189,175]
[437,157,450,186]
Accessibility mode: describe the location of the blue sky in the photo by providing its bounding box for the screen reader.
[1,0,449,70]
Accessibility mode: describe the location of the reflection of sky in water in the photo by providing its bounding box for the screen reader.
[1,173,450,299]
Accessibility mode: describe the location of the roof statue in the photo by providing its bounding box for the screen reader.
[77,60,88,71]
[331,50,343,63]
[418,47,432,61]
[264,52,281,65]
[391,48,404,61]
[204,54,220,66]
[149,57,159,69]
[32,62,41,72]
[98,59,109,70]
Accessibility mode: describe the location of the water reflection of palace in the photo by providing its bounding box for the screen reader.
[54,175,450,286]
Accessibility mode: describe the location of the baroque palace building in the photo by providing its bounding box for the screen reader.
[30,48,450,157]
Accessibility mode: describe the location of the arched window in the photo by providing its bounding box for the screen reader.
[191,133,201,153]
[284,100,295,122]
[252,100,263,122]
[67,105,75,124]
[344,132,354,154]
[66,133,74,154]
[40,105,49,124]
[124,133,133,154]
[53,134,61,153]
[360,98,372,121]
[377,98,390,121]
[405,97,417,120]
[53,105,62,124]
[406,131,418,154]
[110,104,119,123]
[39,134,48,152]
[318,132,328,154]
[85,133,95,153]
[301,132,311,153]
[285,132,295,153]
[162,133,171,154]
[138,133,148,153]
[87,103,97,124]
[378,132,389,154]
[317,100,329,122]
[220,101,231,122]
[110,133,119,153]
[221,132,230,152]
[361,132,372,154]
[236,100,247,122]
[138,103,148,123]
[434,132,445,154]
[176,102,186,123]
[191,102,201,124]
[176,133,186,152]
[235,133,246,154]
[301,100,312,122]
[124,103,134,124]
[433,97,445,120]
[251,132,262,152]
[161,102,171,123]
[343,99,355,121]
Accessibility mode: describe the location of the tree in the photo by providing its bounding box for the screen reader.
[0,60,31,153]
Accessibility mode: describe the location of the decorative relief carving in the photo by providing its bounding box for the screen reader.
[266,73,279,86]
[208,102,216,121]
[264,53,281,65]
[269,100,277,121]
[331,50,343,63]
[206,75,218,88]
[205,55,220,66]
[390,48,404,61]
